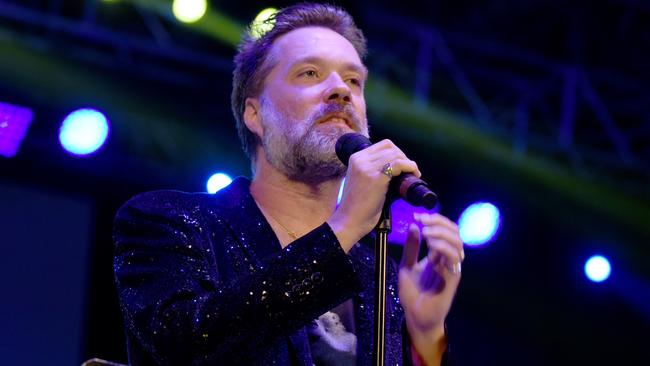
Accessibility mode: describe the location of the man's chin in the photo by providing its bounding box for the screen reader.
[288,155,346,184]
[289,168,345,185]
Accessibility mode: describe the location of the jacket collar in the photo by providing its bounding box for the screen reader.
[213,176,283,265]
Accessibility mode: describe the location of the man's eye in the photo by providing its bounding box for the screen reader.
[348,78,361,86]
[301,70,318,78]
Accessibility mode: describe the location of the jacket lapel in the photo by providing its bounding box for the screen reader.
[213,177,283,268]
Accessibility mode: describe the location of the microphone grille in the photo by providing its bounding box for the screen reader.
[335,133,372,165]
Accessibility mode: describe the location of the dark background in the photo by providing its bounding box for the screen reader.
[0,0,649,365]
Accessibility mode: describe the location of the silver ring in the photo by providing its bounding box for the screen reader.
[448,262,462,275]
[381,162,393,178]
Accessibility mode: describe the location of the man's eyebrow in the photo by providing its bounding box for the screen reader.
[291,56,368,77]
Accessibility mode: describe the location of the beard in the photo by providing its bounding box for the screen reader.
[259,96,369,184]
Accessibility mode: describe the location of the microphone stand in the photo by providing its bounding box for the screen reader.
[373,199,391,366]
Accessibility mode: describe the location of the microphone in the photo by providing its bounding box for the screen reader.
[335,133,438,209]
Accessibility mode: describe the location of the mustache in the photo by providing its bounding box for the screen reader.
[309,103,364,132]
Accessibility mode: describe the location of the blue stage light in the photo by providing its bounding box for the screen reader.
[337,178,345,206]
[585,255,611,283]
[458,202,501,246]
[59,108,110,156]
[207,173,233,194]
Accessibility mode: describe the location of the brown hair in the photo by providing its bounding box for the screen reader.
[231,3,367,160]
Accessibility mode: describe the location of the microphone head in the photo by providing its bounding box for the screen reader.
[407,184,438,209]
[335,133,372,165]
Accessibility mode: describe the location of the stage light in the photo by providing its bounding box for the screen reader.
[173,0,207,24]
[585,255,611,283]
[59,108,110,156]
[207,173,233,194]
[337,178,345,205]
[458,202,500,246]
[251,7,278,39]
[388,199,438,244]
[0,102,34,158]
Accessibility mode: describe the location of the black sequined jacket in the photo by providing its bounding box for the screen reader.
[113,177,414,365]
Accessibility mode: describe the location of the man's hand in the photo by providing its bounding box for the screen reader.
[327,139,421,252]
[399,213,463,366]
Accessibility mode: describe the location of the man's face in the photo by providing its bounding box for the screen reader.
[252,26,369,182]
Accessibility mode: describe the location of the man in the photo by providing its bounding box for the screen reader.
[114,3,463,365]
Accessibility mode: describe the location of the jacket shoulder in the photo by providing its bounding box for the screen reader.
[115,177,251,220]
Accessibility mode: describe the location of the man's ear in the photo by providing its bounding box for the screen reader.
[243,97,264,139]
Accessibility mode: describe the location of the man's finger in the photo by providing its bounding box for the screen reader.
[415,213,459,235]
[400,223,421,269]
[421,225,464,253]
[426,238,463,266]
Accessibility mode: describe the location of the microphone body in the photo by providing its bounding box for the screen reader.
[335,133,438,209]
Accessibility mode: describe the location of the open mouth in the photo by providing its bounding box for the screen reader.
[318,114,353,129]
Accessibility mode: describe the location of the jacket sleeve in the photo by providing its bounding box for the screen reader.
[113,191,363,365]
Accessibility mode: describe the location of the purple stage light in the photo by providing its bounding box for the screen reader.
[388,198,439,244]
[0,102,34,158]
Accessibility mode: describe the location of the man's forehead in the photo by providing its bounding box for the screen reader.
[267,26,364,69]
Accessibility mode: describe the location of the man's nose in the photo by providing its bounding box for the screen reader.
[323,73,351,104]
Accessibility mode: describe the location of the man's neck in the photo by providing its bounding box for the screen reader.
[250,158,342,247]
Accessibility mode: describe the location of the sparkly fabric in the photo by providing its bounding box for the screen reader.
[114,177,415,366]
